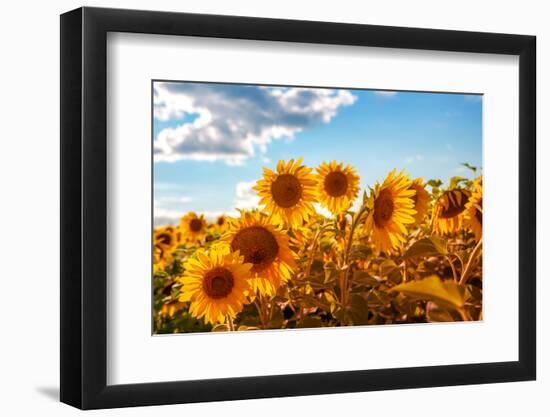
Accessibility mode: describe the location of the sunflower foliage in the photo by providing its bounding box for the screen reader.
[153,161,483,334]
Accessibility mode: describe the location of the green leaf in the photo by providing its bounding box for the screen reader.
[348,294,370,325]
[366,288,392,306]
[323,261,340,283]
[309,259,324,273]
[449,176,468,189]
[387,269,403,285]
[460,162,478,174]
[237,325,261,331]
[390,275,467,310]
[267,312,285,329]
[379,259,398,277]
[319,238,335,252]
[352,270,381,286]
[426,301,457,322]
[467,284,483,303]
[212,324,229,332]
[404,236,447,258]
[350,244,373,260]
[427,179,443,188]
[298,316,323,328]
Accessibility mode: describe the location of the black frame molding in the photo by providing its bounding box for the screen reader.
[60,6,536,409]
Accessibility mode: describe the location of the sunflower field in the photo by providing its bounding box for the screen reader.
[153,159,483,334]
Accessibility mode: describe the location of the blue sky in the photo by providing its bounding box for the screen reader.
[153,81,482,225]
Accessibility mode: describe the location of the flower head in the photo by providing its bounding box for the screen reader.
[179,245,252,325]
[409,178,431,225]
[154,226,178,251]
[464,177,482,240]
[254,158,317,228]
[315,161,360,215]
[223,210,296,296]
[179,212,207,242]
[432,188,470,235]
[364,169,416,254]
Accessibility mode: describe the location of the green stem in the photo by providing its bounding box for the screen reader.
[458,307,472,322]
[445,255,459,283]
[459,238,482,285]
[340,205,370,324]
[298,222,329,326]
[260,293,270,329]
[254,296,268,329]
[226,315,235,331]
[304,227,323,278]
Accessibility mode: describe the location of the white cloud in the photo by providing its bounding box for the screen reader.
[199,210,239,221]
[153,205,184,226]
[154,181,262,226]
[153,82,356,164]
[155,195,193,204]
[153,196,192,226]
[405,154,425,164]
[234,181,260,210]
[374,91,398,97]
[154,208,240,226]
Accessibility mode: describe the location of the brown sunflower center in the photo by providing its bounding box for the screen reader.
[439,191,469,219]
[217,216,225,226]
[189,218,203,232]
[202,267,234,299]
[270,174,302,208]
[475,198,483,225]
[373,189,394,227]
[324,171,348,197]
[156,233,173,246]
[231,226,279,272]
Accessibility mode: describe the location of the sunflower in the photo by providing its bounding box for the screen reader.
[154,226,178,251]
[178,245,252,325]
[363,169,416,254]
[153,226,178,272]
[432,188,470,235]
[223,210,297,296]
[254,158,317,228]
[216,215,227,227]
[409,178,431,225]
[153,244,166,272]
[465,177,482,240]
[315,161,360,215]
[213,214,229,233]
[179,212,207,242]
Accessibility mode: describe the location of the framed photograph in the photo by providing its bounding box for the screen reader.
[60,6,536,409]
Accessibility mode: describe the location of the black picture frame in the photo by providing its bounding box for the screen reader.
[60,6,536,410]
